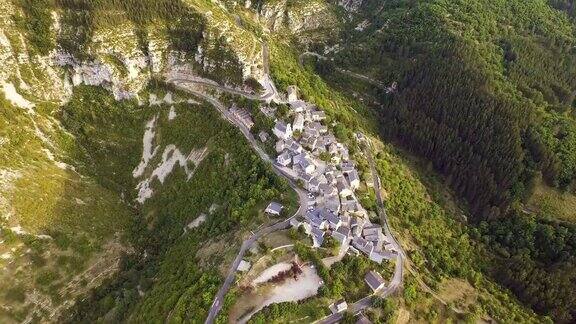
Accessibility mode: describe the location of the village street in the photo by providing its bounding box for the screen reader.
[315,135,405,324]
[169,42,405,324]
[173,84,309,324]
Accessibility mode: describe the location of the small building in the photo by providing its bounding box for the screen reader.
[307,121,326,134]
[301,136,318,151]
[237,260,251,272]
[341,199,359,213]
[318,183,334,196]
[332,226,351,243]
[340,147,350,161]
[363,224,383,237]
[299,158,316,174]
[287,85,299,102]
[323,194,341,213]
[273,121,293,140]
[259,131,269,143]
[265,201,284,215]
[307,177,321,193]
[275,139,286,153]
[311,110,327,121]
[329,299,348,314]
[304,125,320,138]
[352,219,365,237]
[306,210,328,229]
[300,172,314,184]
[285,139,303,154]
[302,222,313,235]
[324,134,337,145]
[292,152,306,165]
[322,209,342,229]
[341,161,355,173]
[336,177,353,197]
[328,143,339,155]
[325,172,336,184]
[277,151,292,167]
[352,237,374,255]
[290,100,307,112]
[347,170,361,190]
[340,214,351,225]
[290,218,301,228]
[365,270,386,292]
[293,113,305,132]
[364,233,381,242]
[311,227,325,247]
[369,251,386,264]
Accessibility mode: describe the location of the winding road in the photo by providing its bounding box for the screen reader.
[172,83,308,324]
[298,52,388,90]
[170,43,405,324]
[171,44,306,323]
[167,45,284,105]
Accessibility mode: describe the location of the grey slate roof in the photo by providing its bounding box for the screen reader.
[326,214,341,228]
[365,270,385,291]
[362,224,383,237]
[265,201,284,214]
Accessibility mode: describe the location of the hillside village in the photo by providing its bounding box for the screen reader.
[229,84,399,313]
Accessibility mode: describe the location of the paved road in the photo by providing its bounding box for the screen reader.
[167,76,263,100]
[298,52,387,90]
[170,44,404,324]
[167,43,285,104]
[362,134,405,290]
[171,84,308,324]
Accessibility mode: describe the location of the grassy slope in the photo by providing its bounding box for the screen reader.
[0,94,133,322]
[1,0,296,321]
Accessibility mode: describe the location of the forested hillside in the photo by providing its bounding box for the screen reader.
[2,0,576,322]
[332,0,576,220]
[60,85,294,322]
[305,0,576,321]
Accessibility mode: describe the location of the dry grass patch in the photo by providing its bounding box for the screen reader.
[396,307,411,324]
[527,176,576,223]
[437,278,477,310]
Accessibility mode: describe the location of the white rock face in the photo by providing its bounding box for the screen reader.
[133,116,159,178]
[168,106,177,121]
[132,116,210,204]
[135,145,209,204]
[339,0,364,12]
[1,82,35,111]
[39,21,174,102]
[185,213,206,231]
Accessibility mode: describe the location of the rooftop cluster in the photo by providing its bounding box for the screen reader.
[271,87,398,264]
